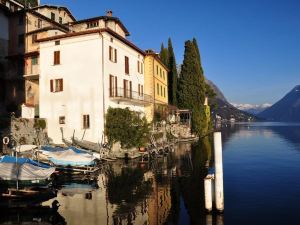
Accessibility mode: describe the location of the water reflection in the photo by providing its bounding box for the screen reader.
[0,205,66,225]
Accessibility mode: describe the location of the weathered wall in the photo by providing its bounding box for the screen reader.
[10,117,49,145]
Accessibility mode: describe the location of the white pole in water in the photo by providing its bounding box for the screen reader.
[214,132,224,212]
[204,174,213,212]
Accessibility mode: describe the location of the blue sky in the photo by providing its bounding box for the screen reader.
[42,0,300,104]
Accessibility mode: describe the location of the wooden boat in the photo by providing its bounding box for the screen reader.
[72,138,100,152]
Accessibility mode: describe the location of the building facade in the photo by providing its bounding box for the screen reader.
[38,13,152,143]
[144,50,169,122]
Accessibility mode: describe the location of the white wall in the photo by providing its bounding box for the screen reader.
[40,31,145,144]
[40,33,104,144]
[102,32,145,114]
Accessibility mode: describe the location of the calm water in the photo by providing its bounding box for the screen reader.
[1,122,300,225]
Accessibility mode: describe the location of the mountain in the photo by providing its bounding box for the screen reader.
[232,103,272,115]
[259,85,300,122]
[206,80,256,121]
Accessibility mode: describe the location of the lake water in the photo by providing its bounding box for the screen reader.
[1,122,300,225]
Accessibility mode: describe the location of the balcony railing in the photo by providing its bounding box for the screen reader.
[24,64,39,79]
[109,88,153,105]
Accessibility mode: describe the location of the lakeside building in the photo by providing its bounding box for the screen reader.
[144,50,169,122]
[38,11,152,144]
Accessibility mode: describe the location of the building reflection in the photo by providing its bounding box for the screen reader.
[40,137,219,225]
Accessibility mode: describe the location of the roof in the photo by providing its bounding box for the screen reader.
[31,4,76,22]
[37,28,145,56]
[71,16,130,36]
[26,26,67,35]
[145,51,170,72]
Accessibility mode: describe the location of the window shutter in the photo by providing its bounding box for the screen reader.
[130,81,132,98]
[114,49,117,62]
[137,61,139,73]
[109,46,112,61]
[123,79,126,97]
[141,63,143,74]
[125,56,129,74]
[141,85,144,96]
[50,80,53,92]
[60,79,63,91]
[115,77,118,96]
[109,75,113,97]
[138,84,140,96]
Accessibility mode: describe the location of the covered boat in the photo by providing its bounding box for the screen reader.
[39,147,96,167]
[0,156,55,187]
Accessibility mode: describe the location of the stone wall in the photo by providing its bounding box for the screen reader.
[10,117,49,145]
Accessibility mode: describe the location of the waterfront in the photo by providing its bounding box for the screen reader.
[1,122,300,225]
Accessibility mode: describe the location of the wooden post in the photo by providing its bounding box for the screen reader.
[214,132,224,212]
[204,174,214,212]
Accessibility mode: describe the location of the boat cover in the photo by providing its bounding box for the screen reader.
[0,156,55,181]
[40,149,96,166]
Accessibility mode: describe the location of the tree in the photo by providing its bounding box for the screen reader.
[105,107,150,149]
[19,0,38,7]
[159,43,169,67]
[167,38,178,106]
[177,40,206,135]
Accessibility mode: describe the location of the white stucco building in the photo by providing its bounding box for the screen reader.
[39,15,151,144]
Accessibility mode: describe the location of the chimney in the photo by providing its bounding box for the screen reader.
[106,10,113,17]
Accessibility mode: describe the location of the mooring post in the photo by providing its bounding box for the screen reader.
[204,174,214,212]
[214,132,224,212]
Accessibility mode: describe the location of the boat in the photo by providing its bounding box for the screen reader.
[0,156,56,187]
[72,137,101,152]
[39,146,97,167]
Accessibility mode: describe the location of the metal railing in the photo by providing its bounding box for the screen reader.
[109,88,153,103]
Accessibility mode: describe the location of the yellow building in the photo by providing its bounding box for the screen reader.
[144,50,169,122]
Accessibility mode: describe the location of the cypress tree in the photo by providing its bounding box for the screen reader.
[177,40,206,135]
[192,38,204,74]
[167,38,178,106]
[159,43,169,67]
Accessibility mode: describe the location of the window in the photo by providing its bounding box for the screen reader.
[55,40,60,45]
[125,56,129,74]
[59,116,65,124]
[38,19,42,28]
[18,34,24,46]
[138,84,143,96]
[156,65,158,75]
[109,75,118,97]
[59,17,62,24]
[123,79,132,98]
[164,87,166,97]
[54,51,60,65]
[109,46,117,62]
[50,79,63,92]
[83,115,90,129]
[87,21,99,29]
[31,56,38,65]
[161,85,163,96]
[163,71,165,80]
[141,63,143,74]
[160,68,162,77]
[18,15,23,25]
[157,83,159,95]
[32,34,37,44]
[51,12,55,21]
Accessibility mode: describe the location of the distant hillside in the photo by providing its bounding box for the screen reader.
[232,103,271,115]
[206,80,256,121]
[259,85,300,122]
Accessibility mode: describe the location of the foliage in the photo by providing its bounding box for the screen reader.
[167,38,178,106]
[19,0,38,7]
[159,43,169,67]
[106,167,153,216]
[177,40,207,136]
[105,107,150,148]
[34,119,46,130]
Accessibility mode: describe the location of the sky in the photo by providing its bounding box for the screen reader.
[42,0,300,105]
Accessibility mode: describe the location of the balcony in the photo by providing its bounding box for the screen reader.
[24,64,39,80]
[109,88,153,106]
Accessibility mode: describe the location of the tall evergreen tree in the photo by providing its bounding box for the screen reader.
[192,38,204,74]
[167,38,178,106]
[159,43,169,67]
[177,40,206,135]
